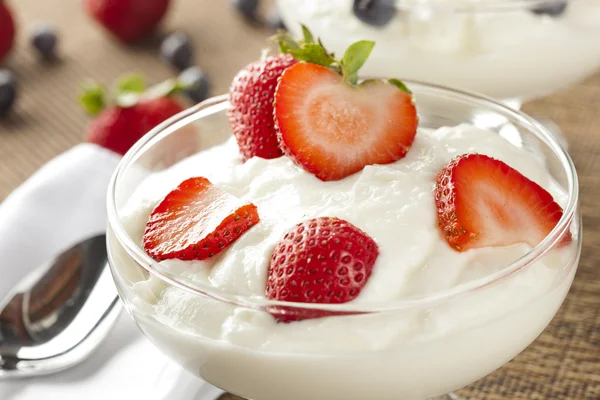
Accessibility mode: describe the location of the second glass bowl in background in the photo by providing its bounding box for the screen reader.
[277,0,600,104]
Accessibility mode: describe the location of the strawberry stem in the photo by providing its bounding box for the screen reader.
[79,83,107,116]
[387,78,412,94]
[114,74,146,98]
[273,25,387,88]
[300,24,315,44]
[340,40,375,85]
[81,73,186,113]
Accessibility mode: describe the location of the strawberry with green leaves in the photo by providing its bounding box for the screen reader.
[80,75,187,156]
[273,27,418,181]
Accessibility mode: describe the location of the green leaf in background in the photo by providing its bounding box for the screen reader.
[289,44,336,67]
[341,40,375,85]
[115,74,146,97]
[79,84,107,116]
[300,24,314,44]
[146,78,183,98]
[388,78,412,94]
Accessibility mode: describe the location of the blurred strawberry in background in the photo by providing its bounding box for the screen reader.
[0,1,16,63]
[80,75,185,155]
[83,0,170,43]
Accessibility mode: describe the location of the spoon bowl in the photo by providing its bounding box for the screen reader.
[0,234,121,379]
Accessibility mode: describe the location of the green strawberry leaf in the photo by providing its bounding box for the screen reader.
[80,84,107,116]
[341,40,375,85]
[146,78,183,98]
[300,24,314,44]
[115,74,146,97]
[289,43,336,67]
[388,78,412,94]
[271,31,301,54]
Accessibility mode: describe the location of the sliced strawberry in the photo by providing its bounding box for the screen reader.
[143,177,259,261]
[266,217,379,322]
[434,154,569,252]
[274,63,418,181]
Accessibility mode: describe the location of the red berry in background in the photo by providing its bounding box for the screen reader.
[83,0,170,44]
[0,1,16,63]
[228,53,297,161]
[85,97,184,156]
[266,217,379,322]
[80,75,186,155]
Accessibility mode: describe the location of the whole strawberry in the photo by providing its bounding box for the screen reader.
[228,53,297,161]
[80,75,185,155]
[83,0,170,44]
[0,1,16,63]
[266,217,379,322]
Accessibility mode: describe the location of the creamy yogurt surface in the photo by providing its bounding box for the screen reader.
[118,124,570,344]
[111,122,577,399]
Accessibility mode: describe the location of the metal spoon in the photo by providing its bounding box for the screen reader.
[0,234,122,379]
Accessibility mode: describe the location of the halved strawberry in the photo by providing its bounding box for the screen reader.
[434,154,569,252]
[266,217,379,322]
[143,177,259,261]
[274,42,417,181]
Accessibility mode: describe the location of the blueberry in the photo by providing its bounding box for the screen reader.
[30,23,58,59]
[352,0,397,27]
[231,0,259,21]
[179,66,210,104]
[0,69,16,116]
[267,8,286,31]
[160,32,194,71]
[531,1,567,16]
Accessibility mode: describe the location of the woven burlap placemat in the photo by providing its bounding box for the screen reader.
[0,0,598,398]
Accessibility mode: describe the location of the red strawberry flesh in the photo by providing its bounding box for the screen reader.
[274,63,418,181]
[143,177,259,261]
[434,154,569,251]
[266,217,379,322]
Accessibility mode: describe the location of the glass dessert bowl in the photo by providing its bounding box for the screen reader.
[106,83,581,400]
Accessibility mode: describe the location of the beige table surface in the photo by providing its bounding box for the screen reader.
[0,0,598,399]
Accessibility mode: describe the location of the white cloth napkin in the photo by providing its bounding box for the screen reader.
[0,144,222,400]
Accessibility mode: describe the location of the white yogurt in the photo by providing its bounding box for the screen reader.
[109,125,578,400]
[276,0,600,101]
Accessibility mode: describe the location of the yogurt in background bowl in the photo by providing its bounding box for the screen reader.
[276,0,600,102]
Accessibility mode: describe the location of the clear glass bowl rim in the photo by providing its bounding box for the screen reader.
[106,80,579,314]
[388,0,570,12]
